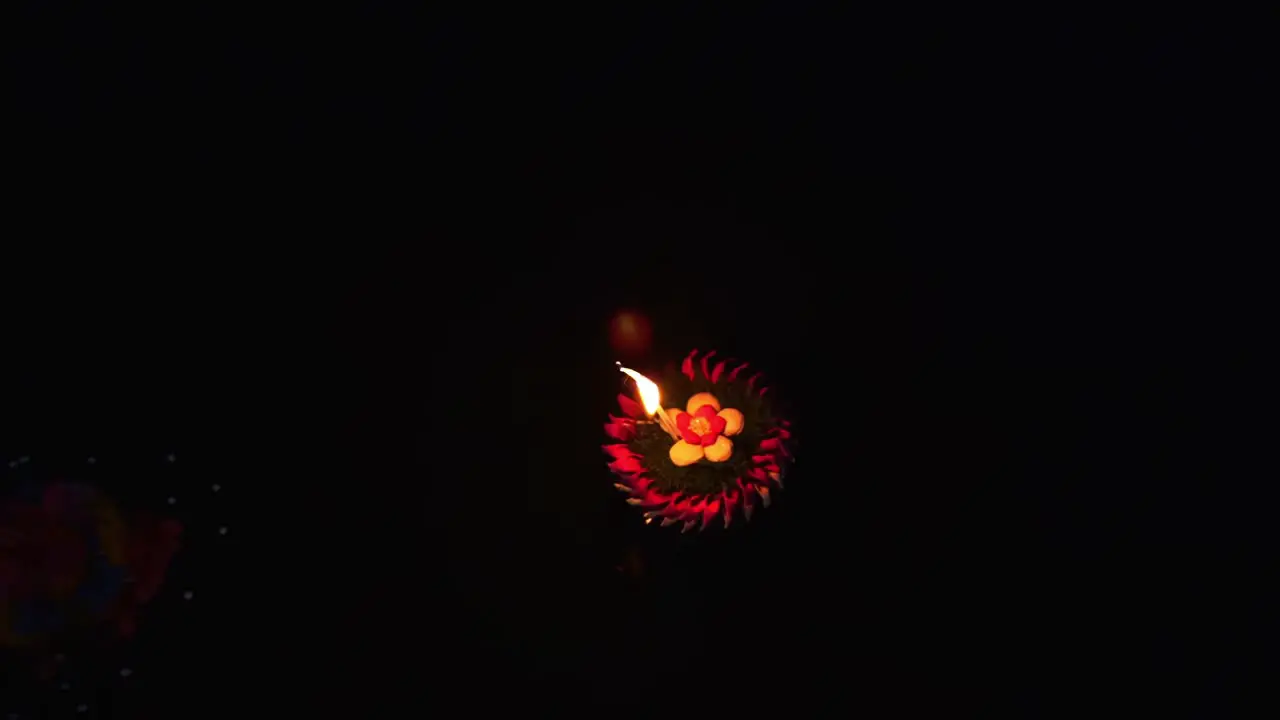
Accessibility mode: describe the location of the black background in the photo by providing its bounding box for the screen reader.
[7,5,1270,716]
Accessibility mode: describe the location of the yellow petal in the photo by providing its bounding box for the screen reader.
[704,435,733,462]
[685,392,721,414]
[717,408,744,436]
[668,440,705,466]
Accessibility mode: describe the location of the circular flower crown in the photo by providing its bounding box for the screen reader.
[604,350,793,532]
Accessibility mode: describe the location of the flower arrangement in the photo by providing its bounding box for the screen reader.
[604,350,793,532]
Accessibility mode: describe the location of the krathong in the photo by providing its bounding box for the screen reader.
[606,350,793,532]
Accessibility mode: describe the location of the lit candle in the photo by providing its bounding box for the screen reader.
[618,366,680,440]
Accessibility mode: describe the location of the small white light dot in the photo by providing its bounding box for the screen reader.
[184,590,194,600]
[87,457,96,464]
[61,682,70,690]
[212,483,221,492]
[167,453,176,462]
[219,526,228,535]
[167,497,177,505]
[76,705,87,713]
[7,461,15,468]
[18,456,29,464]
[55,653,65,662]
[120,668,133,677]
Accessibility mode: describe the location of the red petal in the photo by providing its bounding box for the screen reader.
[670,495,694,518]
[747,467,768,482]
[758,436,790,457]
[608,415,637,435]
[609,456,644,475]
[681,428,701,444]
[631,494,658,508]
[604,422,635,441]
[687,496,708,523]
[710,415,727,435]
[746,372,763,394]
[681,349,698,380]
[633,486,669,506]
[617,393,646,419]
[677,412,691,431]
[602,444,636,459]
[644,485,669,501]
[673,495,697,520]
[727,362,749,382]
[758,386,770,397]
[752,454,776,465]
[721,489,738,528]
[700,432,717,446]
[768,427,793,440]
[780,419,791,427]
[738,478,755,520]
[650,493,685,518]
[695,404,718,419]
[700,350,717,380]
[701,496,720,530]
[709,360,726,383]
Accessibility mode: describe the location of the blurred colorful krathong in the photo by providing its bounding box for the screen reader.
[0,481,181,649]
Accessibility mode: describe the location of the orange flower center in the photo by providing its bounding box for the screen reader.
[688,416,711,436]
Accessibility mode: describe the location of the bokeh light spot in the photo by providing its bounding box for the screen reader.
[609,310,652,355]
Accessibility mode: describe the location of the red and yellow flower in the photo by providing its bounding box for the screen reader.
[667,391,744,466]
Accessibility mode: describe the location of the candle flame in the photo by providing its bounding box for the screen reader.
[618,366,662,415]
